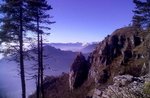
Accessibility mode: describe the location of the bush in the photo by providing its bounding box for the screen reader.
[143,81,150,95]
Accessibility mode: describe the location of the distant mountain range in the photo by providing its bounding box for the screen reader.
[45,42,97,53]
[41,45,78,75]
[0,42,97,98]
[0,45,78,98]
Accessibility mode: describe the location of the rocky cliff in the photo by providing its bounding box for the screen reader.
[69,27,150,98]
[88,27,150,83]
[69,52,89,89]
[86,27,150,98]
[29,27,150,98]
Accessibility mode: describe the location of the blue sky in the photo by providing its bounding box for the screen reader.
[47,0,135,43]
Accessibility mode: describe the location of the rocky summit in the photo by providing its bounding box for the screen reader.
[30,27,150,98]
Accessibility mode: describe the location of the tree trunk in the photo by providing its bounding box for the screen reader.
[37,8,41,98]
[40,34,45,98]
[148,50,150,75]
[19,2,26,98]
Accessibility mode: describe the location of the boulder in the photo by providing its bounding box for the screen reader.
[113,75,133,86]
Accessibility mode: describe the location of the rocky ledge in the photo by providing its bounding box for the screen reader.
[91,75,150,98]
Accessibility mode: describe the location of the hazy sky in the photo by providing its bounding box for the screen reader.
[47,0,135,43]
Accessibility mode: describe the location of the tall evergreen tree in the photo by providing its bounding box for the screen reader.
[0,0,54,98]
[0,0,27,98]
[133,0,150,28]
[40,34,44,98]
[0,0,34,98]
[27,0,54,98]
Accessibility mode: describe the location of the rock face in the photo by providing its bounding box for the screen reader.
[84,27,150,98]
[31,27,150,98]
[69,27,150,91]
[69,52,89,89]
[91,75,150,98]
[88,27,150,83]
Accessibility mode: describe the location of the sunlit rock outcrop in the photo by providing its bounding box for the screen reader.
[86,27,150,98]
[90,75,150,98]
[88,27,146,83]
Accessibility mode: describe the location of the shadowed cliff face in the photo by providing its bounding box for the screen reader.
[88,27,150,84]
[69,53,89,89]
[69,27,150,89]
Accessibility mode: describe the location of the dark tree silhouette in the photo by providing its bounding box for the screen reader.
[27,0,54,98]
[0,0,33,98]
[133,0,150,28]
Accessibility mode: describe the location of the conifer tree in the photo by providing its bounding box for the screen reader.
[0,0,32,98]
[133,0,150,28]
[27,0,54,98]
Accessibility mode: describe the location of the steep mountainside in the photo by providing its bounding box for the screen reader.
[86,27,150,98]
[89,27,149,83]
[30,27,150,98]
[81,43,97,53]
[41,45,78,75]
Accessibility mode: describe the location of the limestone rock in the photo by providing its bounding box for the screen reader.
[92,89,102,98]
[91,75,150,98]
[88,27,147,84]
[113,75,133,86]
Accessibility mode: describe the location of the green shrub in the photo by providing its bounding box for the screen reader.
[143,81,150,95]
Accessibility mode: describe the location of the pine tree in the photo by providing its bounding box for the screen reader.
[0,0,27,98]
[27,0,54,98]
[40,34,44,98]
[0,0,54,98]
[133,0,150,28]
[0,0,34,98]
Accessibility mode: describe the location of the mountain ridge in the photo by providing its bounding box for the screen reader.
[45,42,97,53]
[35,27,150,98]
[0,45,78,98]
